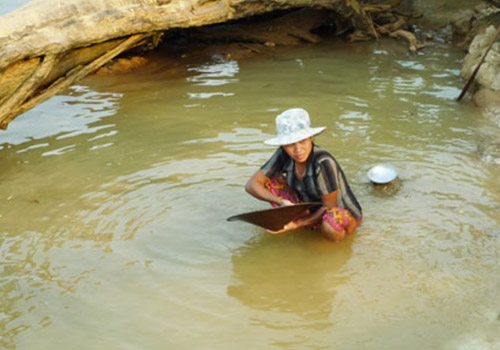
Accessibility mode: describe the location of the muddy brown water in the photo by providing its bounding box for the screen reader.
[1,1,500,348]
[2,37,499,350]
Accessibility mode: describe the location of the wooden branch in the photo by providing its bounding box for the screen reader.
[238,43,264,53]
[363,4,392,13]
[349,30,373,42]
[376,16,407,35]
[0,55,57,129]
[389,29,426,53]
[367,12,379,40]
[457,24,500,101]
[363,0,403,13]
[0,58,41,106]
[0,34,149,129]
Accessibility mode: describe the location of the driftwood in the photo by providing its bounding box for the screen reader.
[389,29,426,53]
[0,0,421,130]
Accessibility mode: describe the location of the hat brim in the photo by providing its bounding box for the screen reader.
[264,126,326,146]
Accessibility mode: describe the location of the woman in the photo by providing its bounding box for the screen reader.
[245,108,362,241]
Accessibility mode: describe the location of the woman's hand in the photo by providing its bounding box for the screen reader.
[277,198,295,207]
[266,220,301,234]
[246,170,287,206]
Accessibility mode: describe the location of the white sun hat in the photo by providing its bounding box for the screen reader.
[367,164,398,184]
[264,108,326,146]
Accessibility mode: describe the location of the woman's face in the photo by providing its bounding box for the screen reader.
[282,137,313,164]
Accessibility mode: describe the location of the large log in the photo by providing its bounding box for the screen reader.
[0,0,408,130]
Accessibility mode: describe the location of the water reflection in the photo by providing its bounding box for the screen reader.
[228,233,354,331]
[187,59,239,86]
[0,85,125,349]
[186,58,239,100]
[0,86,120,149]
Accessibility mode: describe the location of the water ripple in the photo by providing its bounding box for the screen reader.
[187,60,239,86]
[1,86,121,148]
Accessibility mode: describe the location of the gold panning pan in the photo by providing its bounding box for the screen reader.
[227,202,322,231]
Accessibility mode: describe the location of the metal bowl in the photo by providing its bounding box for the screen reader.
[367,164,398,184]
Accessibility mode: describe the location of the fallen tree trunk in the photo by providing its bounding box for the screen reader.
[0,0,416,130]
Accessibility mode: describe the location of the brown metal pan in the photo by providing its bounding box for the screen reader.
[227,202,322,231]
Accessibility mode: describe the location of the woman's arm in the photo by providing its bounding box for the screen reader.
[321,190,339,208]
[245,169,294,206]
[266,190,339,234]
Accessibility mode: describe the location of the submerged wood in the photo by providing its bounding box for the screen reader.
[0,0,411,130]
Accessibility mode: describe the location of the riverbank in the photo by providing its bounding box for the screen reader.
[450,1,500,164]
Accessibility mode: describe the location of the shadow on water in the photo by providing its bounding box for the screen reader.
[228,231,354,331]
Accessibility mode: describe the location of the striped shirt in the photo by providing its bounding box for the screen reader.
[261,145,362,221]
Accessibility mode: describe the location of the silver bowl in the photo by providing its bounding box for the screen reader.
[367,164,398,184]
